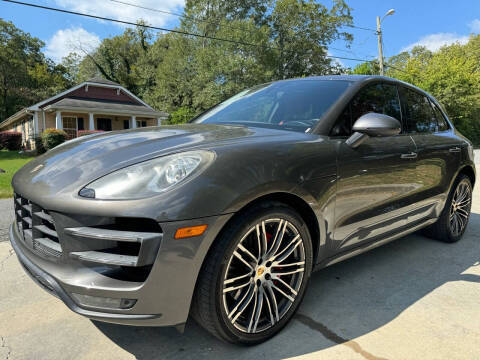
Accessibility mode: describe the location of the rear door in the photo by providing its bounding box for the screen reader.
[398,86,460,202]
[332,83,419,250]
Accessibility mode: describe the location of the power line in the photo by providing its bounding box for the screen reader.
[384,63,408,74]
[344,24,377,32]
[0,0,267,48]
[1,0,374,64]
[108,0,258,36]
[108,0,186,20]
[109,0,378,34]
[109,0,379,59]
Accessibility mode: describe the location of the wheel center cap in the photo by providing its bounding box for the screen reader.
[257,266,265,277]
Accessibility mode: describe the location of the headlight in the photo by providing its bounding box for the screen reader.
[80,150,215,200]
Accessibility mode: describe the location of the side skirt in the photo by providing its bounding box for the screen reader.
[313,217,437,272]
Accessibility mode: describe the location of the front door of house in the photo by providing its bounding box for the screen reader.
[97,118,112,131]
[62,116,77,139]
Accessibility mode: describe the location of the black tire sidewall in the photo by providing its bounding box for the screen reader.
[213,204,313,344]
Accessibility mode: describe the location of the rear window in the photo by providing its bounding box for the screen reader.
[431,101,450,131]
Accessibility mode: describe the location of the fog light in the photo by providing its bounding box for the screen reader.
[71,293,137,310]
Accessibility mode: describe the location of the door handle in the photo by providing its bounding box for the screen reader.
[449,147,461,153]
[401,152,418,159]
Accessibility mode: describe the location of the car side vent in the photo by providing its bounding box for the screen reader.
[64,226,162,267]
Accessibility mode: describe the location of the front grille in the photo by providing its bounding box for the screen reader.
[14,193,62,258]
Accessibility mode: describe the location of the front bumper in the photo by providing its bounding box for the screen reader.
[9,211,233,327]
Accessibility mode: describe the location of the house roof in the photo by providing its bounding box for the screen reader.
[0,108,31,129]
[86,77,121,86]
[44,98,168,117]
[0,77,168,129]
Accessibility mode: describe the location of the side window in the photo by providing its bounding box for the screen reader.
[330,83,401,137]
[431,101,450,131]
[399,87,437,133]
[330,104,351,137]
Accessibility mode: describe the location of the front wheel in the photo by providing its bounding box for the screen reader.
[424,174,473,243]
[191,202,313,344]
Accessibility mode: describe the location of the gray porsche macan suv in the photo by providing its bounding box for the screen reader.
[9,75,475,344]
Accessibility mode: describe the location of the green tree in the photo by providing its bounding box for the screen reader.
[149,0,352,113]
[270,0,352,79]
[350,60,379,75]
[76,21,153,94]
[386,35,480,144]
[0,18,71,121]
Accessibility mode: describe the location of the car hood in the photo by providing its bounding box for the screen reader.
[12,124,291,199]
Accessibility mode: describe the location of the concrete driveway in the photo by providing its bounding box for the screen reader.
[0,199,13,243]
[1,162,479,359]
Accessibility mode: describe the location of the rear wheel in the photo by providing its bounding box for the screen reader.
[424,174,472,243]
[191,202,313,344]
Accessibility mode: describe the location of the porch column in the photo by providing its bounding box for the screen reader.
[89,113,95,130]
[131,115,137,129]
[157,117,163,126]
[33,111,39,135]
[42,111,46,132]
[55,111,62,130]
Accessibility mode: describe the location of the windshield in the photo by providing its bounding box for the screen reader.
[192,80,352,132]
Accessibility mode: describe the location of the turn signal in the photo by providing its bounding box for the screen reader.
[175,225,208,239]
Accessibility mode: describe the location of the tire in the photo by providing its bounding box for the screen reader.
[423,174,473,243]
[191,202,313,344]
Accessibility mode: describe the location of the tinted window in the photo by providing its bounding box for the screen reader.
[330,83,401,137]
[431,101,450,131]
[399,87,437,133]
[193,80,353,133]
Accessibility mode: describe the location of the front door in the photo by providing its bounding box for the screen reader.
[330,82,419,251]
[97,118,112,131]
[62,116,78,139]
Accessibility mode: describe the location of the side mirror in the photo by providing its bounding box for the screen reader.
[346,113,401,148]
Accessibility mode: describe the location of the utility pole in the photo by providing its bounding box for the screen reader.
[376,9,395,76]
[376,16,384,76]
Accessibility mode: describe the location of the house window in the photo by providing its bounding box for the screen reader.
[97,118,112,131]
[136,120,147,128]
[77,118,84,130]
[123,120,130,129]
[62,116,77,139]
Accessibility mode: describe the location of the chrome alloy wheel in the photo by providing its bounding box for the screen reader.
[222,219,306,333]
[449,178,472,236]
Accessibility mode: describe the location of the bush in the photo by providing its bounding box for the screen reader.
[34,136,46,154]
[168,107,196,125]
[0,131,23,151]
[78,130,105,137]
[41,129,68,150]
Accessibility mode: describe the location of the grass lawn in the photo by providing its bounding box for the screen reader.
[0,150,36,198]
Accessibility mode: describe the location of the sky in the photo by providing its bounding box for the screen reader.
[1,0,479,68]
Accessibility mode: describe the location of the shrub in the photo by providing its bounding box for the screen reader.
[78,130,105,137]
[168,107,196,125]
[41,129,68,150]
[0,131,23,151]
[34,136,46,154]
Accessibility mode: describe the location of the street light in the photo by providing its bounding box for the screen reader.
[377,9,395,76]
